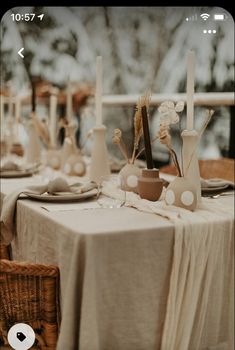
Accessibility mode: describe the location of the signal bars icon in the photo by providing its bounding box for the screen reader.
[186,14,197,21]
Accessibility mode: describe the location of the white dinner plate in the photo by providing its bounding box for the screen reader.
[0,170,34,178]
[201,184,230,195]
[23,188,98,202]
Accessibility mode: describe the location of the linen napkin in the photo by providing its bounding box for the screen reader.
[0,160,41,173]
[0,161,20,172]
[0,177,97,244]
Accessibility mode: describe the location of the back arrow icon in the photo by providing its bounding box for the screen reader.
[18,48,24,58]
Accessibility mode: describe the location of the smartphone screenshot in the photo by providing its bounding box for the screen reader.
[0,6,234,350]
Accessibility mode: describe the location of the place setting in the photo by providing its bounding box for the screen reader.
[0,160,41,178]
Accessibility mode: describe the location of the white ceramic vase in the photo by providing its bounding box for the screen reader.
[89,125,110,184]
[46,149,61,170]
[26,121,41,164]
[181,129,201,202]
[60,137,75,170]
[165,176,197,211]
[119,163,142,193]
[63,152,86,177]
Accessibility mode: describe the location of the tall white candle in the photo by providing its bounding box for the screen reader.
[186,50,195,130]
[95,56,103,126]
[49,94,58,148]
[15,96,21,122]
[66,80,73,123]
[15,97,21,141]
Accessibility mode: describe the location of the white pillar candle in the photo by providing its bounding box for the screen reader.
[186,50,195,130]
[95,56,103,126]
[49,94,58,148]
[66,81,72,123]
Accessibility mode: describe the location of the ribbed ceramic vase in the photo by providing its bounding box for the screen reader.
[138,168,163,201]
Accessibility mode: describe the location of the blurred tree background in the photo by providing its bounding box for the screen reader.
[1,6,234,162]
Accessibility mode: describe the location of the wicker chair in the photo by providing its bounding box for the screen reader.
[0,259,60,349]
[160,158,235,182]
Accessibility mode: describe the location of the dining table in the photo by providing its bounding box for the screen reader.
[0,172,234,350]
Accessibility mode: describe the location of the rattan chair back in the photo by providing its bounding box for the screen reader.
[0,259,60,349]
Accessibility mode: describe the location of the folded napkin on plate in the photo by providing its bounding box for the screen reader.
[0,161,20,172]
[0,160,40,173]
[0,177,97,244]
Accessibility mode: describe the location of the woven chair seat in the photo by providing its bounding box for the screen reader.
[0,259,60,349]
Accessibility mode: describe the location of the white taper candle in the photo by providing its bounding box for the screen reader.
[186,50,195,130]
[95,56,103,126]
[49,94,58,148]
[15,96,21,141]
[15,96,21,122]
[66,80,72,123]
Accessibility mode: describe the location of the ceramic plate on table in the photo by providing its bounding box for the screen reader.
[23,188,98,202]
[0,170,34,178]
[201,184,230,196]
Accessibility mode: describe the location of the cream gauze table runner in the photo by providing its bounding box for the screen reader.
[0,178,234,350]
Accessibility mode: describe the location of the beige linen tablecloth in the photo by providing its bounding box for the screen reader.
[0,177,234,350]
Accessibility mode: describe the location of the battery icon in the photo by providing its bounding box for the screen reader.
[214,14,226,20]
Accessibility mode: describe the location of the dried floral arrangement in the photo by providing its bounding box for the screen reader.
[112,91,152,164]
[113,94,213,172]
[158,101,214,176]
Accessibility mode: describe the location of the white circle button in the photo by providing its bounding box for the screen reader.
[7,323,35,350]
[165,189,175,205]
[126,175,138,188]
[181,191,194,206]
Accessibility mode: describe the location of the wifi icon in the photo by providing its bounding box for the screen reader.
[200,13,210,21]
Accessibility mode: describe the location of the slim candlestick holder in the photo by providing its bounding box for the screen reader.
[181,129,201,201]
[26,120,41,164]
[89,125,110,184]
